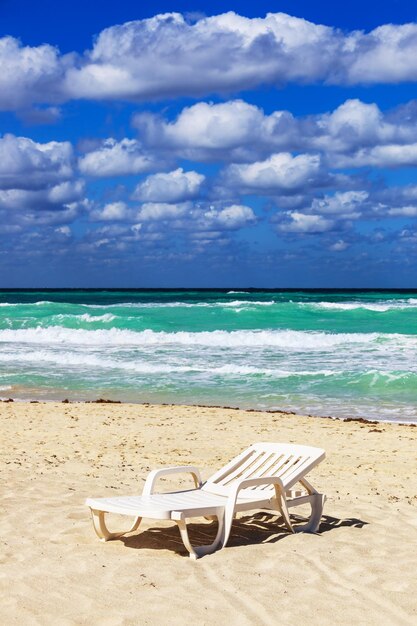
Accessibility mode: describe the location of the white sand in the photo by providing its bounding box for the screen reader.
[1,402,416,625]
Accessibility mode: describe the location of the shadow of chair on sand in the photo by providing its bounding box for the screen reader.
[119,512,369,557]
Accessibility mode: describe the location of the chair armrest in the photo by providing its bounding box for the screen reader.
[220,476,288,547]
[225,476,286,518]
[142,465,203,496]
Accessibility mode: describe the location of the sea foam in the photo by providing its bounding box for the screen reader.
[309,300,417,312]
[0,326,412,349]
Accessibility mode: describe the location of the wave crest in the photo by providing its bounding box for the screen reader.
[309,300,417,312]
[0,326,410,349]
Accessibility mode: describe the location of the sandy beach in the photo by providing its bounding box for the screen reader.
[1,401,416,625]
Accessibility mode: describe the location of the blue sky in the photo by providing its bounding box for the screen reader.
[2,1,417,287]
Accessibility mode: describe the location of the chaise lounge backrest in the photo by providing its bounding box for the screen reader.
[202,442,325,499]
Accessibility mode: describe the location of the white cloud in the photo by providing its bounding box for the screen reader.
[312,99,417,166]
[323,100,389,146]
[307,185,417,222]
[310,191,368,217]
[313,99,403,156]
[4,14,417,113]
[55,225,71,236]
[47,180,85,204]
[344,24,417,84]
[224,153,324,192]
[134,98,417,166]
[133,168,205,202]
[387,206,417,217]
[133,100,280,160]
[0,134,74,189]
[399,229,417,244]
[0,37,68,111]
[78,138,158,177]
[335,143,417,168]
[203,204,256,229]
[134,100,301,163]
[62,12,336,101]
[63,13,417,102]
[1,199,84,228]
[279,212,335,233]
[0,180,84,212]
[90,201,130,221]
[389,185,417,201]
[133,201,255,237]
[0,135,86,232]
[329,239,349,251]
[136,202,189,221]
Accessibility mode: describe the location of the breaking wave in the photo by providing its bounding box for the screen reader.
[0,326,408,349]
[309,299,417,312]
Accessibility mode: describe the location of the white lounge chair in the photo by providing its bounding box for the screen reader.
[86,442,326,559]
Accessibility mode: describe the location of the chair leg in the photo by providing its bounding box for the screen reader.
[275,490,295,534]
[175,508,226,560]
[294,494,326,533]
[90,509,142,542]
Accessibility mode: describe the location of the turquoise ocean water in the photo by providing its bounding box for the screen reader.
[0,289,416,423]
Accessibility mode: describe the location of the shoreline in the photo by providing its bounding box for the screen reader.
[2,290,417,427]
[2,396,416,426]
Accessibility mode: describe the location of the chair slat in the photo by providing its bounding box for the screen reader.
[223,451,275,485]
[216,449,262,485]
[239,452,286,483]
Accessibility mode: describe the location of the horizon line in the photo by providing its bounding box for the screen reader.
[0,287,417,292]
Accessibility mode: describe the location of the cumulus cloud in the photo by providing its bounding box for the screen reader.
[310,191,368,218]
[83,198,257,259]
[344,23,417,84]
[62,12,338,101]
[384,184,417,202]
[273,183,417,229]
[306,99,417,167]
[0,134,86,231]
[0,134,74,189]
[133,100,286,161]
[4,13,417,112]
[136,202,190,221]
[134,98,417,166]
[135,98,399,159]
[329,239,349,251]
[90,201,131,221]
[55,225,71,236]
[6,12,417,270]
[0,180,84,212]
[278,212,335,233]
[0,174,87,235]
[224,153,325,193]
[387,206,417,217]
[133,168,205,202]
[321,100,390,149]
[361,184,417,219]
[309,99,417,167]
[78,138,160,177]
[335,143,417,168]
[134,201,255,231]
[0,37,69,111]
[63,13,417,102]
[159,203,257,237]
[398,229,417,245]
[87,194,256,245]
[202,204,256,229]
